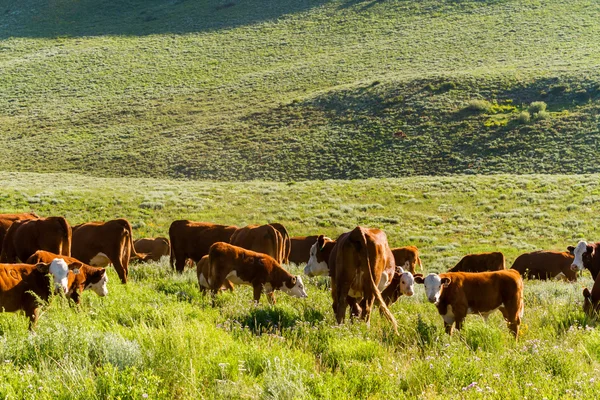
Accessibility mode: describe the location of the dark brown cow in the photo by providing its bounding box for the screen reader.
[583,276,600,317]
[569,241,600,280]
[1,216,71,263]
[169,220,238,273]
[230,224,283,263]
[447,252,505,273]
[289,235,319,265]
[510,251,576,281]
[0,212,39,254]
[72,219,140,284]
[269,223,291,264]
[391,246,423,274]
[415,270,524,338]
[133,237,170,262]
[26,250,108,304]
[0,259,69,328]
[196,255,233,293]
[206,242,307,303]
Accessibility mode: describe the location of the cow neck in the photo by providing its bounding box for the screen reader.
[267,264,292,287]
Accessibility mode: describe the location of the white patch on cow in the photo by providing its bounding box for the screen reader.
[399,271,415,297]
[571,240,588,271]
[348,287,363,298]
[198,272,209,289]
[442,304,455,325]
[280,275,308,298]
[304,241,329,277]
[49,258,69,294]
[554,272,566,281]
[423,273,443,304]
[377,271,390,291]
[90,252,110,268]
[86,272,108,297]
[226,271,250,285]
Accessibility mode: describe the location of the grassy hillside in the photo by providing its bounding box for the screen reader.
[1,0,600,179]
[0,172,600,398]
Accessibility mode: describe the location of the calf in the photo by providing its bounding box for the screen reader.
[196,255,233,293]
[510,250,576,281]
[207,242,307,303]
[415,270,524,338]
[380,266,421,306]
[448,252,505,273]
[391,246,423,274]
[0,259,69,328]
[133,237,170,262]
[569,241,600,280]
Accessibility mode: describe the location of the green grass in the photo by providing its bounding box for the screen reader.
[1,172,600,398]
[1,0,600,179]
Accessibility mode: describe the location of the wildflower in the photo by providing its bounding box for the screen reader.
[142,395,148,399]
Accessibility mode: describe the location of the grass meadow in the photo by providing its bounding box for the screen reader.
[0,172,599,398]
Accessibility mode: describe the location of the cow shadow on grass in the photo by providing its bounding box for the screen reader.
[1,0,333,39]
[237,306,325,334]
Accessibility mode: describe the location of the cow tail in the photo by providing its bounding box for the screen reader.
[122,220,141,260]
[358,229,398,334]
[58,217,72,256]
[417,254,423,272]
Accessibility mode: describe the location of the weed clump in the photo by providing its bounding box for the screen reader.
[528,101,547,114]
[465,99,492,113]
[517,111,531,124]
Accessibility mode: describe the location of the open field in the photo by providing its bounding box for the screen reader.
[1,0,600,179]
[0,172,600,398]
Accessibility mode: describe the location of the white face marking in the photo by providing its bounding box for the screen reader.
[49,259,69,294]
[442,304,455,324]
[571,241,588,271]
[225,270,250,285]
[90,252,110,267]
[399,272,415,297]
[304,241,329,277]
[86,272,108,296]
[423,273,443,304]
[198,272,209,288]
[281,276,308,298]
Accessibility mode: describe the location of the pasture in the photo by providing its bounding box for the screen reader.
[0,172,599,398]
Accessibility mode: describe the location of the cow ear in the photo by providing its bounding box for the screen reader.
[567,246,575,254]
[318,235,325,251]
[396,266,405,274]
[35,262,49,273]
[414,275,424,284]
[99,268,106,275]
[583,288,592,299]
[441,277,451,287]
[413,274,423,279]
[587,245,594,255]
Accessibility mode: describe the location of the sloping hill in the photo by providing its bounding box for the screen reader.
[1,0,599,179]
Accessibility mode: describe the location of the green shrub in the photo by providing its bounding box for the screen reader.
[528,101,547,114]
[465,99,492,113]
[535,110,551,120]
[517,111,531,124]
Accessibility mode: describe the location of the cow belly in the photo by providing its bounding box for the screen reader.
[90,252,110,267]
[226,271,250,285]
[443,305,455,324]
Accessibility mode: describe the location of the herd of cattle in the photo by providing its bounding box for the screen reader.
[0,212,599,338]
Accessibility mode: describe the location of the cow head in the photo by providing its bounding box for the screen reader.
[85,268,109,297]
[395,266,418,297]
[583,288,599,317]
[281,275,308,298]
[569,241,594,271]
[48,258,69,294]
[414,273,450,304]
[304,235,331,277]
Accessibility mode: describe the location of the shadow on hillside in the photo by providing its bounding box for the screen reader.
[0,0,332,39]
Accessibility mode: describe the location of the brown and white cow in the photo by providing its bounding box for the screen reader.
[269,223,291,264]
[196,255,233,293]
[230,224,284,263]
[0,259,69,328]
[26,250,108,304]
[133,237,170,262]
[447,252,505,273]
[289,235,319,265]
[583,277,600,317]
[0,212,39,254]
[0,216,71,263]
[569,241,600,280]
[380,266,422,307]
[169,220,238,273]
[72,219,140,284]
[510,250,576,281]
[415,270,524,338]
[391,246,423,274]
[206,242,307,303]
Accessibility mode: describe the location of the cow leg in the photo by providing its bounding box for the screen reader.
[500,305,520,338]
[253,284,263,304]
[266,292,276,305]
[347,296,362,319]
[454,318,464,332]
[444,322,454,335]
[335,281,351,324]
[112,255,128,284]
[362,295,375,326]
[223,280,234,292]
[26,307,40,330]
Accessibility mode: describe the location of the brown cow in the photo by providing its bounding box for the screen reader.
[510,251,576,281]
[26,250,108,304]
[133,237,170,262]
[72,219,140,284]
[269,223,291,264]
[568,240,600,280]
[169,220,238,273]
[196,255,233,293]
[583,276,600,317]
[380,267,422,307]
[230,224,283,263]
[391,246,423,274]
[1,216,71,263]
[0,259,69,328]
[206,242,307,303]
[447,252,505,273]
[289,235,319,265]
[415,270,524,338]
[0,212,39,254]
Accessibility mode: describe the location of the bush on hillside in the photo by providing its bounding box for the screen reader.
[528,101,547,114]
[517,111,531,124]
[535,110,551,120]
[465,99,492,113]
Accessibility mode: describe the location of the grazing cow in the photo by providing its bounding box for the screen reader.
[0,259,69,328]
[196,255,233,293]
[415,270,524,338]
[510,251,576,281]
[169,220,238,273]
[391,246,423,274]
[230,224,283,263]
[569,241,600,280]
[380,267,421,306]
[0,212,39,254]
[269,223,291,264]
[303,235,336,277]
[448,252,505,273]
[289,235,319,265]
[207,242,307,303]
[72,219,140,284]
[1,216,71,263]
[26,250,108,304]
[583,277,600,317]
[133,237,170,262]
